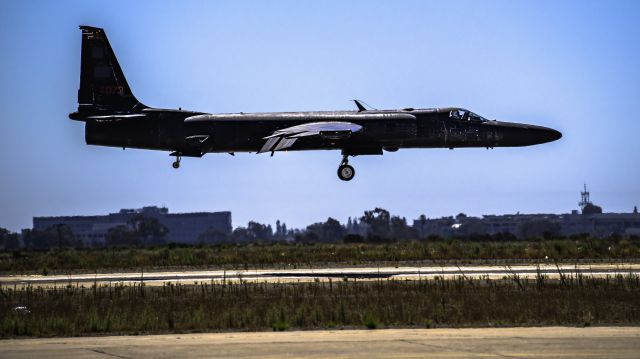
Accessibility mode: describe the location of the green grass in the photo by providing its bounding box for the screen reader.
[1,237,639,274]
[1,274,639,337]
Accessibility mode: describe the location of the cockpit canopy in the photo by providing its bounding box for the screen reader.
[449,108,488,122]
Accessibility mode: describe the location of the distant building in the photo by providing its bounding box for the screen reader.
[33,206,232,246]
[560,211,640,237]
[413,185,640,238]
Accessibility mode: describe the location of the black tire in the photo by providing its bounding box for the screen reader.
[337,164,355,181]
[172,161,180,169]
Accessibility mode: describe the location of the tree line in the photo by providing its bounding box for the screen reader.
[1,207,574,250]
[198,208,418,244]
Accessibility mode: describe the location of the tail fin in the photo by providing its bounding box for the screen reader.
[76,26,145,113]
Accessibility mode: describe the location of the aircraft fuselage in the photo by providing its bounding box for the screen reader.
[77,108,561,156]
[70,25,562,181]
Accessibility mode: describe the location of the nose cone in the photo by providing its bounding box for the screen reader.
[534,127,562,144]
[490,121,562,147]
[515,125,563,146]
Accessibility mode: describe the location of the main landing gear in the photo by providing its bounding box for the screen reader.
[337,155,355,181]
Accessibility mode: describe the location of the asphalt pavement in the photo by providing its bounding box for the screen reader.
[1,263,638,287]
[2,327,639,359]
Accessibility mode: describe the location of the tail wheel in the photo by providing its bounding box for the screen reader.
[338,165,355,181]
[172,154,181,169]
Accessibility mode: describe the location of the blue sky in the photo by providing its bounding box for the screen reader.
[1,0,639,231]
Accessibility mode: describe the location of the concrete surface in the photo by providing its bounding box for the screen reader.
[1,263,639,287]
[1,327,639,358]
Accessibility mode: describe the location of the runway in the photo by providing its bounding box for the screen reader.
[2,327,639,358]
[1,263,639,287]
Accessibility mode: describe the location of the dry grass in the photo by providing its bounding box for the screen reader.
[1,273,639,337]
[2,238,639,274]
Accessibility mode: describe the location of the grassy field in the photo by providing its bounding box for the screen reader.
[1,273,639,337]
[1,237,639,274]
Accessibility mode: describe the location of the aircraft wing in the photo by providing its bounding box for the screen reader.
[258,121,363,154]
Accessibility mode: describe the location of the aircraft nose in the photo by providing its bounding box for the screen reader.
[533,126,562,144]
[490,121,562,146]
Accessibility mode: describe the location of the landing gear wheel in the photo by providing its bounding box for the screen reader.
[172,155,181,169]
[338,164,355,181]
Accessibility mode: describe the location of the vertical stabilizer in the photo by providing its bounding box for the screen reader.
[76,26,145,113]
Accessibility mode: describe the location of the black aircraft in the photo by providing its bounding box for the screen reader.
[70,26,562,181]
